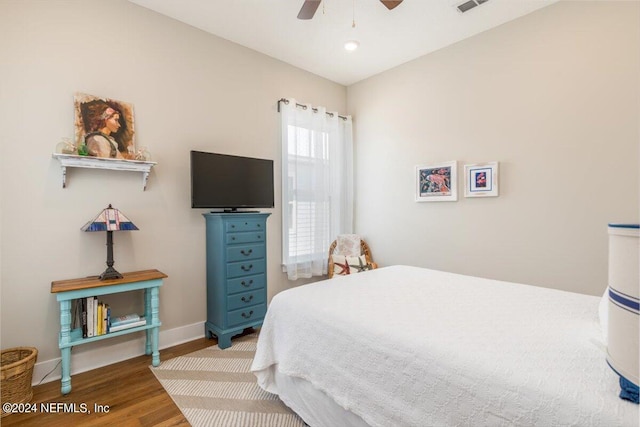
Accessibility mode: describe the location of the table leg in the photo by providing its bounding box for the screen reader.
[60,347,72,395]
[150,286,160,366]
[144,288,152,356]
[59,300,72,395]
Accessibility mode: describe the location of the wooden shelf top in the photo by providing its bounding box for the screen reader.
[51,269,167,293]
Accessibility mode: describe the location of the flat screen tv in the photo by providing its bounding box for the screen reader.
[190,150,274,211]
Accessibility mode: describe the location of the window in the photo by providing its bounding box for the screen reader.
[280,99,353,280]
[286,126,330,262]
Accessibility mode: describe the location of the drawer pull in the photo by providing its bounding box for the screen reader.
[241,310,254,319]
[240,249,253,256]
[231,224,236,228]
[231,237,236,241]
[257,235,262,239]
[241,264,253,272]
[241,295,254,303]
[240,280,253,287]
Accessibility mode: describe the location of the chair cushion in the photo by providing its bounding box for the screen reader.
[332,254,372,276]
[336,234,361,257]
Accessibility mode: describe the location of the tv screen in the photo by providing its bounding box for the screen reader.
[190,150,274,210]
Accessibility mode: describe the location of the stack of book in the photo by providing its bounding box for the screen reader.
[109,313,147,332]
[73,297,111,338]
[72,298,146,337]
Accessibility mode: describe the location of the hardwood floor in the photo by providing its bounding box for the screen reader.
[2,336,217,426]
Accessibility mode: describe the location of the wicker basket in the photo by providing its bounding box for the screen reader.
[1,347,38,417]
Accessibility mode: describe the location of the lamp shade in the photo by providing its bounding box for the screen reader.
[82,204,138,281]
[81,204,138,232]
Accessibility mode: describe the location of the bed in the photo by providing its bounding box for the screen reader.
[251,265,639,427]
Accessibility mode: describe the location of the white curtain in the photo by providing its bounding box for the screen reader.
[281,98,353,280]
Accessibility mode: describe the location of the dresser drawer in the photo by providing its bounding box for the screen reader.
[226,219,265,233]
[227,274,265,295]
[226,244,265,262]
[227,303,267,327]
[227,289,266,311]
[226,259,266,278]
[226,231,265,245]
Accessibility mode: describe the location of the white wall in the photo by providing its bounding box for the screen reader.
[2,0,638,386]
[348,1,639,296]
[0,0,345,377]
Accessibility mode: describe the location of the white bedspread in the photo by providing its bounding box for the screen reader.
[251,266,639,427]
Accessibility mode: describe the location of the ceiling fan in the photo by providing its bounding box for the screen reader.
[297,0,403,20]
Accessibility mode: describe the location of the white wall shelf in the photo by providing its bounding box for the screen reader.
[52,153,157,190]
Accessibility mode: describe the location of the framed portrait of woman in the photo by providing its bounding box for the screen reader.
[74,93,136,160]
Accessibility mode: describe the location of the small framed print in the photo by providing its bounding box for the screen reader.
[464,162,499,197]
[415,161,457,202]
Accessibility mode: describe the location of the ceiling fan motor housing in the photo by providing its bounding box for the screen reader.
[298,0,403,20]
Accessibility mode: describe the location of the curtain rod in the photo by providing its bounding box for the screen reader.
[277,98,348,121]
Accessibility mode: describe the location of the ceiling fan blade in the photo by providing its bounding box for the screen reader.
[380,0,403,10]
[298,0,321,20]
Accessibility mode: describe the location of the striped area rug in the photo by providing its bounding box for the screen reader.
[152,333,305,427]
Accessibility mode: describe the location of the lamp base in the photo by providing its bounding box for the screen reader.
[99,266,123,281]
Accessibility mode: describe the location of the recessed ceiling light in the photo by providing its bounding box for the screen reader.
[344,40,359,51]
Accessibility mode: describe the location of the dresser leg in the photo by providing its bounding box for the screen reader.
[204,323,232,349]
[217,334,232,349]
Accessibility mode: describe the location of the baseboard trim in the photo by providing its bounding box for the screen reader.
[32,321,206,386]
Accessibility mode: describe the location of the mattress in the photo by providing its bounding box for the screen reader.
[251,265,639,426]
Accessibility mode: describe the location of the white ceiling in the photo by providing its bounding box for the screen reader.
[128,0,558,86]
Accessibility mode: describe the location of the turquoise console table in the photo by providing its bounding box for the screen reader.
[50,269,166,395]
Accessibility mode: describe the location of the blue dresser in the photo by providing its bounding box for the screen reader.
[203,212,270,348]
